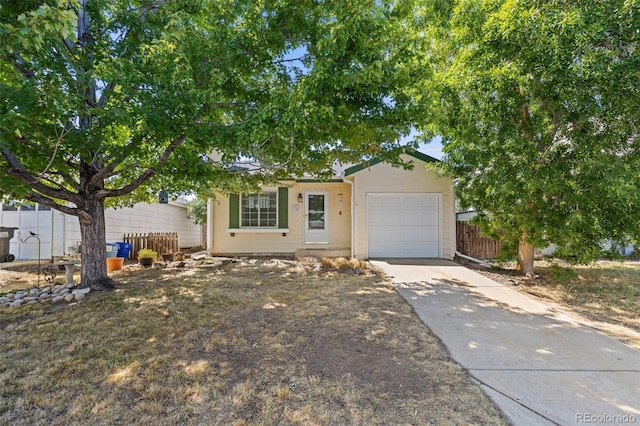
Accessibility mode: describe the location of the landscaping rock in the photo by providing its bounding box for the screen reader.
[74,293,86,301]
[72,288,91,295]
[64,294,75,302]
[9,300,23,308]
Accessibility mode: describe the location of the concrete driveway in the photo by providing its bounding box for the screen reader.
[370,259,640,426]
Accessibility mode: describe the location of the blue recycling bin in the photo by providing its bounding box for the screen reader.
[116,242,132,259]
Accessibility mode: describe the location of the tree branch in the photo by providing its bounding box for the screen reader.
[9,54,37,79]
[96,134,187,198]
[1,145,82,205]
[24,191,80,217]
[97,81,117,108]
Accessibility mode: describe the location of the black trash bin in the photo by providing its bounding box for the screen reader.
[0,226,18,262]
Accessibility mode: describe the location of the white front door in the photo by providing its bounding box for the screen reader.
[304,191,329,244]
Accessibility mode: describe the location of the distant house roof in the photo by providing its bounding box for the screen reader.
[219,148,439,182]
[343,149,439,177]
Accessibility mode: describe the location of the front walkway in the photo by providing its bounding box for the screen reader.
[371,259,640,426]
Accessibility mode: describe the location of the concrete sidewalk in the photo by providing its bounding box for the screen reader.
[371,259,640,426]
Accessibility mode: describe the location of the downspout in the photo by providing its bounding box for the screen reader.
[342,177,355,259]
[455,250,492,268]
[206,198,214,254]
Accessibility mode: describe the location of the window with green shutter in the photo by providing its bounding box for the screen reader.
[228,188,288,229]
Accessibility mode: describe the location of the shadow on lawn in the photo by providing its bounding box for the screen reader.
[1,264,507,426]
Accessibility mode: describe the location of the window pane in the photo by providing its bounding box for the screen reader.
[241,192,277,227]
[308,195,325,230]
[37,204,51,211]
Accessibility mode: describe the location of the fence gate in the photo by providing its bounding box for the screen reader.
[456,221,503,260]
[122,232,179,260]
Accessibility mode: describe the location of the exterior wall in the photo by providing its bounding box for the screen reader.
[211,182,351,255]
[64,202,202,255]
[349,153,456,259]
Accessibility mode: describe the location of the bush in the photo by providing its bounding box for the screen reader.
[322,257,367,270]
[137,248,158,260]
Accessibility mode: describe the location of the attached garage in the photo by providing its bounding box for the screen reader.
[344,150,455,260]
[367,193,441,258]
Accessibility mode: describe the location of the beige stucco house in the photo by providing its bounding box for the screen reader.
[206,150,455,259]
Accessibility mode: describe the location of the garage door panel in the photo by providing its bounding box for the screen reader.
[369,241,438,258]
[367,193,440,258]
[369,225,438,242]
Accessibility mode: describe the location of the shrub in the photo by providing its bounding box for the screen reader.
[322,257,367,270]
[137,248,158,260]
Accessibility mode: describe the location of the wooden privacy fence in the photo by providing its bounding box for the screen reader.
[456,221,503,260]
[122,232,179,259]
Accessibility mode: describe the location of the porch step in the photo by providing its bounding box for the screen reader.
[295,248,351,260]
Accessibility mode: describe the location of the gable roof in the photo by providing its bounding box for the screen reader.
[343,149,439,177]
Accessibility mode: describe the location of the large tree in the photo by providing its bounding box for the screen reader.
[428,0,640,274]
[1,0,433,288]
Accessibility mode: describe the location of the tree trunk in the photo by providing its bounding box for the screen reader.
[78,197,115,290]
[517,238,535,277]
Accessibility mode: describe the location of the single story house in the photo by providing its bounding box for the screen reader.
[206,150,456,259]
[0,200,202,261]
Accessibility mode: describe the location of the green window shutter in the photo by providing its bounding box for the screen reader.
[278,187,288,229]
[229,194,240,228]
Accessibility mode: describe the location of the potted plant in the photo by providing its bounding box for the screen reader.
[137,248,158,267]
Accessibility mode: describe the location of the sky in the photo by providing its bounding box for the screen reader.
[402,130,444,160]
[417,137,444,160]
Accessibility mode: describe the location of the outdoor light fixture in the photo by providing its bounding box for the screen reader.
[158,189,169,204]
[297,193,303,203]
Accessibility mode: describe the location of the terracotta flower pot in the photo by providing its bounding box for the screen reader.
[106,257,124,272]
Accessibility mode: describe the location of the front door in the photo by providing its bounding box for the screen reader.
[304,191,329,243]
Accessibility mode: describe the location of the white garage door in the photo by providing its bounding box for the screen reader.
[367,193,440,258]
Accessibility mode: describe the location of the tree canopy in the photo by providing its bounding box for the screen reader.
[0,0,434,287]
[428,0,640,273]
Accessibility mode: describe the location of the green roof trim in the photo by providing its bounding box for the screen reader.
[343,149,440,176]
[294,179,345,183]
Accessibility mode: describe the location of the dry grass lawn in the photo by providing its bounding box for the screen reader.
[471,259,640,349]
[0,259,506,425]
